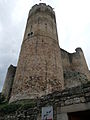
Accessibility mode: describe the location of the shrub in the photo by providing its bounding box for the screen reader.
[0,103,21,114]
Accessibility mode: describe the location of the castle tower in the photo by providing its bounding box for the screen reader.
[9,3,64,102]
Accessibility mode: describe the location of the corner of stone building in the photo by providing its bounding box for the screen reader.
[2,64,16,101]
[75,47,90,79]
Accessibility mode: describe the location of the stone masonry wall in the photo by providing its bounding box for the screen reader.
[60,48,71,71]
[64,70,88,88]
[61,48,89,73]
[0,82,90,120]
[61,48,90,88]
[2,65,16,101]
[10,3,64,103]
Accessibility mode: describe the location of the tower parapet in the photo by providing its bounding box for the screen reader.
[24,3,57,41]
[29,3,55,18]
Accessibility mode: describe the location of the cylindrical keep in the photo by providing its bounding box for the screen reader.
[10,3,64,102]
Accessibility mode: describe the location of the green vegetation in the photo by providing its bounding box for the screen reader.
[0,93,5,104]
[0,99,37,114]
[0,103,21,114]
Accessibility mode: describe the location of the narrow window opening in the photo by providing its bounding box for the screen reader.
[45,23,47,30]
[28,33,30,36]
[31,32,33,35]
[28,32,33,37]
[30,25,32,31]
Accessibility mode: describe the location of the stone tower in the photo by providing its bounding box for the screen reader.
[2,65,16,101]
[9,3,64,102]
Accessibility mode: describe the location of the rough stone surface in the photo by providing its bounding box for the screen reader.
[57,113,68,120]
[10,3,64,102]
[61,48,90,80]
[2,65,16,101]
[38,82,90,108]
[60,47,90,88]
[64,70,88,88]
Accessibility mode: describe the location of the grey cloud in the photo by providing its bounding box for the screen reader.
[0,0,27,92]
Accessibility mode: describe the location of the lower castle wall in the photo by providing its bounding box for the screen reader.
[0,82,90,120]
[64,70,88,88]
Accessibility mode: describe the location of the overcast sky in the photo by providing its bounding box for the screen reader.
[0,0,90,92]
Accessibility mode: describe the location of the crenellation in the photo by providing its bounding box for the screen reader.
[29,3,55,21]
[75,47,83,53]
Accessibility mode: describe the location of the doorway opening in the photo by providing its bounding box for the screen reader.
[68,110,90,120]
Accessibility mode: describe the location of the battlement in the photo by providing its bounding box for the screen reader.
[75,47,83,53]
[29,3,55,20]
[61,47,87,71]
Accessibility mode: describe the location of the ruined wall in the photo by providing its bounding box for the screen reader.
[2,65,16,101]
[61,48,89,74]
[70,48,89,76]
[0,82,90,120]
[64,70,88,88]
[60,48,71,71]
[61,48,90,88]
[10,3,64,103]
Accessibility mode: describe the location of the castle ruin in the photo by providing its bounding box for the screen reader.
[1,3,90,120]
